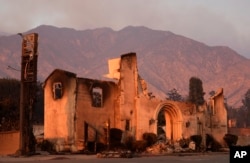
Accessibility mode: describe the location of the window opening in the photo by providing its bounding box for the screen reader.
[125,120,130,131]
[53,82,62,100]
[92,87,103,107]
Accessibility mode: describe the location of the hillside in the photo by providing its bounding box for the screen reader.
[0,25,249,107]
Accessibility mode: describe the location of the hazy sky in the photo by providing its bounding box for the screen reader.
[0,0,249,58]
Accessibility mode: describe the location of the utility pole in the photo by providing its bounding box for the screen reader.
[19,33,38,155]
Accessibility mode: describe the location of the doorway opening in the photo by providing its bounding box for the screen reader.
[155,102,183,142]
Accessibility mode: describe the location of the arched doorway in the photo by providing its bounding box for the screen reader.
[154,102,183,142]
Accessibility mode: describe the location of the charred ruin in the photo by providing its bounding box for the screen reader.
[43,53,228,153]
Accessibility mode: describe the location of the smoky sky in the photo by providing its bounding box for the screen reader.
[0,0,249,58]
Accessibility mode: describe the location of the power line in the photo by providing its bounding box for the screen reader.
[7,65,20,72]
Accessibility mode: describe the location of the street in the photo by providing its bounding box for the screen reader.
[0,153,229,163]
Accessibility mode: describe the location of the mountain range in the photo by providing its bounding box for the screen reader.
[0,25,249,107]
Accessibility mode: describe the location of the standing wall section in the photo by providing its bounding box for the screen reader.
[118,53,138,138]
[44,70,77,151]
[75,78,118,149]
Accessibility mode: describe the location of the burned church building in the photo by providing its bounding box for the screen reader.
[43,53,228,152]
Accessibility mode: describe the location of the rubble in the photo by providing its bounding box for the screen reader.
[144,140,195,155]
[189,141,196,150]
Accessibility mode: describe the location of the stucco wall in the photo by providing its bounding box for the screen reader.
[0,131,19,155]
[229,128,250,146]
[136,96,160,140]
[119,53,138,137]
[44,70,77,151]
[136,99,198,142]
[75,78,118,147]
[207,90,228,146]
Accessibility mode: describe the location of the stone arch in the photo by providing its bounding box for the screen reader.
[154,101,183,141]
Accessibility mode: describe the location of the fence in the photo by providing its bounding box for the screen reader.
[0,131,19,155]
